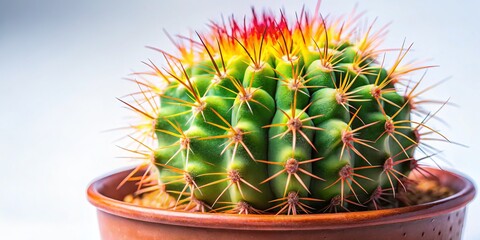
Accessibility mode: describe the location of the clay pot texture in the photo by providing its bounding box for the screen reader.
[87,168,475,240]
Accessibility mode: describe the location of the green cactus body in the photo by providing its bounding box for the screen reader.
[121,7,442,214]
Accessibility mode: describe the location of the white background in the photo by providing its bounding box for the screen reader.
[0,0,479,239]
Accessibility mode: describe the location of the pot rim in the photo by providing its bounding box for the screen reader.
[87,167,475,231]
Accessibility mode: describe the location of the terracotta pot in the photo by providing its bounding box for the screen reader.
[87,168,475,240]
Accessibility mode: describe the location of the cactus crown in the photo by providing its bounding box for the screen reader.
[119,6,448,214]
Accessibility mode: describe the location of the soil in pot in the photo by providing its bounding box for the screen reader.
[123,175,455,213]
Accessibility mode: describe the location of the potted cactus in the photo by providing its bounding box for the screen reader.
[88,4,475,240]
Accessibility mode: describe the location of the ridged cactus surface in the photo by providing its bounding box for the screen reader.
[120,7,446,214]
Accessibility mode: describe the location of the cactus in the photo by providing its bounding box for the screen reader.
[119,6,448,215]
